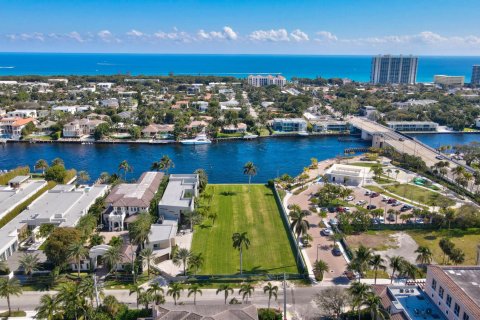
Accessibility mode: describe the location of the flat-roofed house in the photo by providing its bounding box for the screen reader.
[104,172,164,231]
[158,174,199,221]
[325,164,372,186]
[7,110,37,119]
[272,118,307,133]
[145,220,178,262]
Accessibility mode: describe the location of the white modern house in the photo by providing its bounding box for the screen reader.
[104,172,164,231]
[386,121,438,132]
[145,220,178,262]
[6,110,37,119]
[158,174,199,221]
[325,164,372,186]
[272,118,307,133]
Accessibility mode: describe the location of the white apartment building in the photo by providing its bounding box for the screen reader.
[272,118,307,132]
[434,75,465,87]
[7,109,37,119]
[96,82,114,90]
[386,121,438,132]
[248,74,287,87]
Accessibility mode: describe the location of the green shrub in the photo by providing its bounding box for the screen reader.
[0,166,30,185]
[258,308,282,320]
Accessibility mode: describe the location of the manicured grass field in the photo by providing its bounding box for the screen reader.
[407,228,480,265]
[190,184,298,275]
[385,184,455,206]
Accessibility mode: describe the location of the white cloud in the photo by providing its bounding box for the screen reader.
[290,29,309,42]
[126,29,144,38]
[154,28,192,42]
[97,30,120,43]
[315,31,338,42]
[249,29,290,42]
[67,31,85,43]
[196,26,238,41]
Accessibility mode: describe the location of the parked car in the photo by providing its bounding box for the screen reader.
[346,196,355,201]
[344,207,351,212]
[332,245,342,256]
[391,201,402,207]
[364,190,372,196]
[329,218,338,226]
[321,228,334,236]
[370,192,380,198]
[382,196,389,201]
[400,205,412,212]
[336,207,346,213]
[366,204,377,210]
[435,155,443,160]
[387,213,396,221]
[387,198,397,204]
[356,200,367,206]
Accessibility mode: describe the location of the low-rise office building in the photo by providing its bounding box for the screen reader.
[386,121,438,132]
[325,164,372,186]
[434,75,465,88]
[158,174,199,221]
[311,120,348,132]
[272,118,307,133]
[105,172,164,231]
[248,74,286,87]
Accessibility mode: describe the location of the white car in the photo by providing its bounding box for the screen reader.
[346,196,355,201]
[321,228,334,236]
[356,200,367,206]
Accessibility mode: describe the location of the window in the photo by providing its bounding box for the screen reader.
[439,286,444,299]
[463,313,470,320]
[446,295,452,307]
[431,279,437,291]
[454,303,460,316]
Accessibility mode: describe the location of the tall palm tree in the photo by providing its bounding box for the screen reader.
[188,253,204,275]
[19,252,40,278]
[415,246,433,266]
[35,159,49,175]
[239,283,255,303]
[232,232,250,274]
[128,212,152,248]
[51,158,64,167]
[102,295,121,318]
[216,284,234,304]
[369,254,386,284]
[348,282,371,320]
[118,160,133,181]
[441,207,456,232]
[76,171,90,184]
[313,260,329,282]
[188,285,202,305]
[140,247,154,278]
[363,292,389,320]
[67,241,88,278]
[35,294,62,320]
[151,155,175,175]
[103,245,123,279]
[173,248,191,276]
[0,278,23,316]
[289,208,310,240]
[79,276,100,307]
[167,282,183,305]
[350,245,372,278]
[147,283,165,306]
[401,262,419,283]
[388,256,405,284]
[129,284,144,309]
[243,161,257,186]
[263,282,278,309]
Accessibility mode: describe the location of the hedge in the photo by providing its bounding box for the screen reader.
[0,181,56,229]
[0,166,30,185]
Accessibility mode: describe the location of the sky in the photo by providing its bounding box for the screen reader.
[1,0,480,55]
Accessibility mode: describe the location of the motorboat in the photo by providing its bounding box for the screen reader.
[243,133,258,139]
[180,132,212,145]
[298,131,309,136]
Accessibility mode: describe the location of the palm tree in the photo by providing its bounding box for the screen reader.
[401,262,419,283]
[79,276,100,307]
[216,284,234,304]
[263,282,278,309]
[77,170,90,184]
[151,155,175,174]
[439,238,455,264]
[208,212,218,225]
[313,260,329,282]
[441,207,456,233]
[19,252,40,278]
[289,208,310,241]
[90,233,105,246]
[173,248,191,276]
[449,248,465,265]
[128,212,152,248]
[129,284,144,309]
[388,256,405,284]
[147,283,165,306]
[188,285,202,305]
[67,241,88,278]
[35,294,61,320]
[232,232,251,274]
[0,278,23,316]
[103,245,123,279]
[140,247,154,278]
[35,159,49,175]
[369,254,386,284]
[415,246,433,266]
[363,292,389,320]
[51,158,64,167]
[0,260,8,273]
[103,295,121,318]
[188,253,204,275]
[350,245,372,278]
[348,282,371,320]
[118,160,133,181]
[243,161,257,186]
[167,282,183,305]
[239,283,255,303]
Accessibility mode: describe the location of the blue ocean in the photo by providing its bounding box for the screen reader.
[0,53,479,82]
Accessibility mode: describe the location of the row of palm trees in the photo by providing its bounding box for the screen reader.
[348,245,423,284]
[348,282,389,320]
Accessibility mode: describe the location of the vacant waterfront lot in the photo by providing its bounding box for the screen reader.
[385,184,455,206]
[190,184,298,275]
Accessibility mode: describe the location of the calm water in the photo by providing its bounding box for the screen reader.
[0,137,368,183]
[1,53,479,82]
[0,134,478,183]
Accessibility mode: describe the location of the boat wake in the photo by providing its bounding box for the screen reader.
[0,66,15,69]
[97,62,116,66]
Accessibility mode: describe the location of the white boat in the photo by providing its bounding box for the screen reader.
[298,131,309,136]
[180,132,212,145]
[243,133,258,140]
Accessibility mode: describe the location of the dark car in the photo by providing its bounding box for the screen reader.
[387,198,396,204]
[370,192,380,198]
[366,205,377,210]
[332,246,342,256]
[400,205,412,212]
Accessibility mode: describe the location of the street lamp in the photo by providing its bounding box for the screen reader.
[316,244,322,262]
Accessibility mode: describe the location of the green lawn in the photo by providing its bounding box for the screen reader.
[407,228,480,265]
[350,162,381,168]
[191,184,298,275]
[384,184,456,207]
